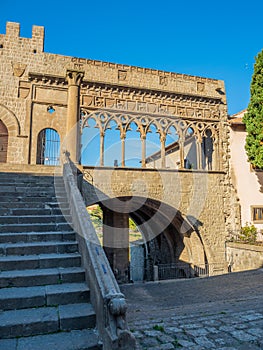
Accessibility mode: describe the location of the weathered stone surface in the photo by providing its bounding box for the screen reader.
[16,329,101,350]
[0,173,99,349]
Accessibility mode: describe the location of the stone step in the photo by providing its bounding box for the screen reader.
[0,303,96,338]
[0,178,64,186]
[0,266,85,288]
[0,252,81,271]
[0,231,76,244]
[0,222,73,233]
[0,186,60,195]
[0,173,62,182]
[14,207,70,216]
[0,201,70,210]
[0,207,70,216]
[0,329,101,350]
[0,214,71,224]
[0,241,78,256]
[0,282,90,311]
[0,195,68,204]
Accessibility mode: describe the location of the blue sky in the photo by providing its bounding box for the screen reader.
[1,0,263,116]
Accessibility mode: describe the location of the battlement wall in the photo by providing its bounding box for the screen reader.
[0,21,226,102]
[0,22,44,54]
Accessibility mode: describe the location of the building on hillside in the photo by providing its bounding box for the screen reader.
[229,109,263,241]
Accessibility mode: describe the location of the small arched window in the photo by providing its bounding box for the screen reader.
[0,120,8,163]
[36,128,60,165]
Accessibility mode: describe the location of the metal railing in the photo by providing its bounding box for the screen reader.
[157,262,226,280]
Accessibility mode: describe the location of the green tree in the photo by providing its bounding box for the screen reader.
[243,49,263,169]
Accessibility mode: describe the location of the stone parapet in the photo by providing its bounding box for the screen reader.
[226,241,263,272]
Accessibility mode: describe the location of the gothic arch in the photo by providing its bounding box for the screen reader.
[80,108,222,170]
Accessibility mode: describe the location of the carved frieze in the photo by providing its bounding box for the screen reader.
[81,89,220,120]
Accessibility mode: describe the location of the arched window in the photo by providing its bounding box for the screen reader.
[36,128,60,165]
[0,120,8,163]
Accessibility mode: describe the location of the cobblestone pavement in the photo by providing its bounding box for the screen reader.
[121,269,263,349]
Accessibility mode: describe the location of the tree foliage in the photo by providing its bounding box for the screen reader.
[243,49,263,169]
[239,222,257,243]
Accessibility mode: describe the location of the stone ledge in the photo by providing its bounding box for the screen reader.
[226,241,263,252]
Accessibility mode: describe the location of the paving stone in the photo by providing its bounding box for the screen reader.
[194,335,217,348]
[165,326,182,334]
[202,318,222,327]
[239,313,263,321]
[152,343,175,349]
[213,337,228,346]
[144,329,163,337]
[247,327,262,337]
[176,339,196,347]
[0,338,17,350]
[204,326,219,333]
[157,333,175,343]
[180,322,200,330]
[185,328,208,336]
[231,329,257,342]
[141,336,160,347]
[219,325,236,332]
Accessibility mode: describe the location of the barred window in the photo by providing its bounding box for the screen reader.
[252,206,263,222]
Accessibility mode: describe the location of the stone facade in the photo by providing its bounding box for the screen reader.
[0,22,228,166]
[82,166,228,275]
[0,21,235,278]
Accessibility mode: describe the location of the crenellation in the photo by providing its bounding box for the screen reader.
[6,21,20,37]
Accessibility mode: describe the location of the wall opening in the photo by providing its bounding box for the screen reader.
[0,120,8,163]
[36,128,60,165]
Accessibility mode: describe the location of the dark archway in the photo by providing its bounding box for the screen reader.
[96,196,207,282]
[36,128,60,165]
[0,120,8,163]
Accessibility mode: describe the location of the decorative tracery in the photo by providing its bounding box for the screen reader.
[80,108,220,171]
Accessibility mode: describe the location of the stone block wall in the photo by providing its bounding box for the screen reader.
[82,167,228,270]
[226,242,263,272]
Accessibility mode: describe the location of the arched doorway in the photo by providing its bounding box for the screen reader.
[36,128,60,165]
[0,120,8,163]
[89,196,207,283]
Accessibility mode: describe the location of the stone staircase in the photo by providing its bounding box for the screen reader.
[0,172,101,350]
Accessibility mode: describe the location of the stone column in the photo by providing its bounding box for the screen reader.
[196,139,202,170]
[121,132,126,167]
[66,70,84,163]
[102,207,130,283]
[100,131,104,166]
[141,134,146,168]
[160,135,166,168]
[179,137,185,169]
